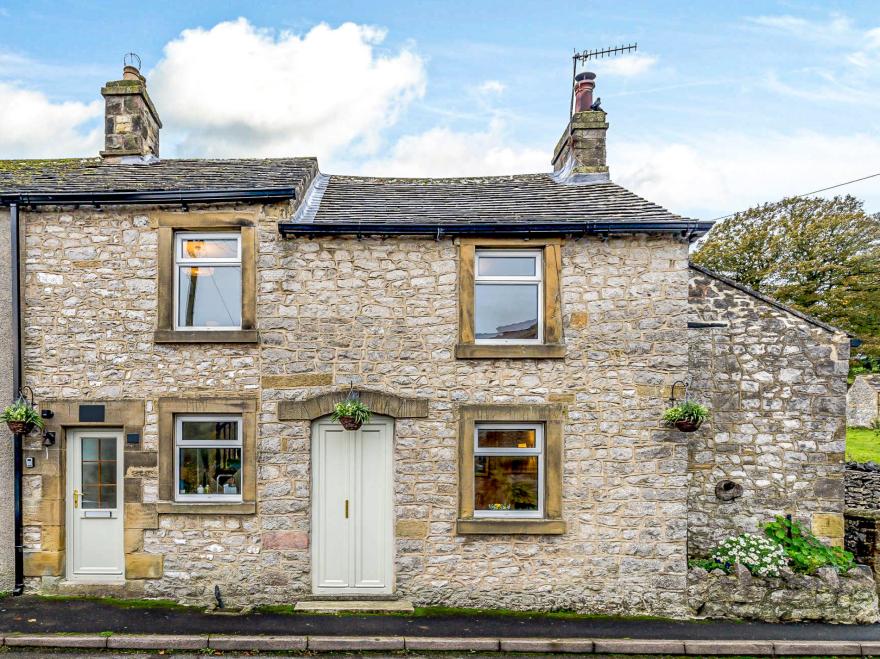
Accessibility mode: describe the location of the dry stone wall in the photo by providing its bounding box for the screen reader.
[21,203,693,616]
[687,269,850,556]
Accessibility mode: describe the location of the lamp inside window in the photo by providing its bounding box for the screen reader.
[174,232,242,330]
[473,423,543,517]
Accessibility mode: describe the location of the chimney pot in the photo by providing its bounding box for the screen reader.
[573,71,596,114]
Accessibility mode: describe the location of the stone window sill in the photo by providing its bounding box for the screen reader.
[455,344,566,359]
[456,518,566,535]
[156,501,256,515]
[153,329,259,344]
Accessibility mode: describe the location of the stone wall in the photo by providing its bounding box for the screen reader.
[687,565,879,624]
[846,464,880,510]
[848,376,880,428]
[687,267,850,556]
[20,203,693,616]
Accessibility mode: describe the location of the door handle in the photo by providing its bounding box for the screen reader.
[73,490,79,509]
[345,499,349,519]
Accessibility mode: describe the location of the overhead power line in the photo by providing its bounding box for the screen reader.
[709,171,880,223]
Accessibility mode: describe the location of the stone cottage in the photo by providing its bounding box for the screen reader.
[0,63,851,616]
[848,375,880,428]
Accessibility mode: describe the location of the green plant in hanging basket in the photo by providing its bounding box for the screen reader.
[662,400,709,432]
[331,399,372,431]
[1,398,45,435]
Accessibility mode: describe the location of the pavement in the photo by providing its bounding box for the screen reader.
[1,595,880,655]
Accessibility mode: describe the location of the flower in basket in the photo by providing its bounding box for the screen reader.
[1,397,45,435]
[330,399,372,431]
[661,401,709,432]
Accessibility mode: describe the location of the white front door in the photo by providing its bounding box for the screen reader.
[312,416,394,595]
[67,429,125,582]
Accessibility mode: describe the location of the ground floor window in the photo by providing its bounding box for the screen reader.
[457,404,565,535]
[158,398,256,513]
[473,423,543,517]
[175,415,243,501]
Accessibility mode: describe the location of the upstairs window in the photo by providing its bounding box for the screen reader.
[474,250,543,344]
[456,239,564,359]
[174,232,242,330]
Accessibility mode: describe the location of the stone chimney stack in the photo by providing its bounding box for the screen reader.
[100,59,162,161]
[551,72,609,182]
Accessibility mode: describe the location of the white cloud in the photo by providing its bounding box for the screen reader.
[0,82,101,157]
[149,18,425,158]
[353,117,547,177]
[611,131,880,219]
[592,54,657,78]
[747,13,854,41]
[477,80,505,95]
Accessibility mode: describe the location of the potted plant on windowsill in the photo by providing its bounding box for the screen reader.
[662,400,709,433]
[331,399,372,431]
[1,398,45,435]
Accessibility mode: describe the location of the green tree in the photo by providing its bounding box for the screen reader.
[692,195,880,367]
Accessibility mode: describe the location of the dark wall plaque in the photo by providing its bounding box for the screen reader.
[126,433,141,444]
[78,404,105,423]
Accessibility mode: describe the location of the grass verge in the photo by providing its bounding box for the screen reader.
[846,426,880,462]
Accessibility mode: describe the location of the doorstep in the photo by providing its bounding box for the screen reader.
[293,599,415,613]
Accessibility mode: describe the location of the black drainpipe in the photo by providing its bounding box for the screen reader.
[9,201,23,595]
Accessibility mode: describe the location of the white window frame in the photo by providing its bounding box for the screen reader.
[473,249,543,345]
[473,422,544,518]
[173,231,243,331]
[174,414,243,503]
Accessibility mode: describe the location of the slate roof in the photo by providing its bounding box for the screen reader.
[0,157,318,194]
[302,173,696,225]
[0,158,705,229]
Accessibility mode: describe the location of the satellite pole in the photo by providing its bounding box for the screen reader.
[569,43,638,116]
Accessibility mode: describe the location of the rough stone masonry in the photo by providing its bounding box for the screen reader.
[21,203,695,616]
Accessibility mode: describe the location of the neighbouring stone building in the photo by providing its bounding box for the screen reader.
[848,375,880,428]
[687,265,850,555]
[0,63,852,617]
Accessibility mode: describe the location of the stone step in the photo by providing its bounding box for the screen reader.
[293,599,415,613]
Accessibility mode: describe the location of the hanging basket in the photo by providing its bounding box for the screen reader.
[7,420,35,435]
[674,419,702,433]
[338,416,363,431]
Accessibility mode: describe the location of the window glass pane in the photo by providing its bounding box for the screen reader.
[100,437,116,460]
[82,438,99,461]
[180,419,239,442]
[178,447,242,496]
[477,427,536,449]
[178,265,242,328]
[81,463,99,485]
[101,485,117,509]
[81,485,100,509]
[181,237,238,259]
[475,284,539,340]
[474,455,539,512]
[477,255,536,277]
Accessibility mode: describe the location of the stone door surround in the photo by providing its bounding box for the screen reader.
[277,389,429,421]
[24,400,161,581]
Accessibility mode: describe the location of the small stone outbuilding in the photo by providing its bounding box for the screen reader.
[848,375,880,428]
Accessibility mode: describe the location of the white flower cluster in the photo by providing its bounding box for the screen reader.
[712,533,788,577]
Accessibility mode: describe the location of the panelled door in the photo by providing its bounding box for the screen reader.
[66,429,125,582]
[312,416,394,595]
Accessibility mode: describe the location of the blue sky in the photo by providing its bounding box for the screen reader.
[1,0,879,219]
